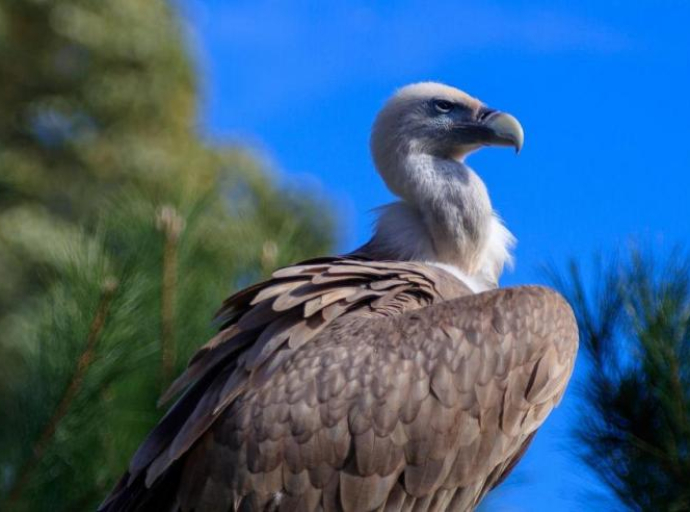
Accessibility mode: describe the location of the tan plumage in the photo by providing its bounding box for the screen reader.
[100,83,578,512]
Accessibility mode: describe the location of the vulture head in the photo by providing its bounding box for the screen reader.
[365,82,523,290]
[371,82,523,194]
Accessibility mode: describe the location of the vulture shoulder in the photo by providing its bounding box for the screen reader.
[100,257,578,512]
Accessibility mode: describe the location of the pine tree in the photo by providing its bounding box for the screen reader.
[549,251,690,511]
[0,1,334,510]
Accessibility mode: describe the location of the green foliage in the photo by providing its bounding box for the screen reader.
[0,0,335,510]
[549,250,690,512]
[0,0,265,316]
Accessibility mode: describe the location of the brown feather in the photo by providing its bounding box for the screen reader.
[99,258,578,512]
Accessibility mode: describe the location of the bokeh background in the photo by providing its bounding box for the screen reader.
[1,1,689,510]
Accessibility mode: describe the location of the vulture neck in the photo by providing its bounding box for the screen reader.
[360,153,514,291]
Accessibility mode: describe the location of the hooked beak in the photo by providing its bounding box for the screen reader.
[454,109,524,154]
[481,111,524,154]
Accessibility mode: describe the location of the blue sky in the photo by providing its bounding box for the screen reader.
[182,1,690,510]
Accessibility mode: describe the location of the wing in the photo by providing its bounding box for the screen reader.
[101,262,578,512]
[99,257,470,511]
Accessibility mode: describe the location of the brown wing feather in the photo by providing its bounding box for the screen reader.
[99,257,577,512]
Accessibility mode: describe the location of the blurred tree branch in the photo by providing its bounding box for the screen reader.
[549,249,690,511]
[6,277,118,507]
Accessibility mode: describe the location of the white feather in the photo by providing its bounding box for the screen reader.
[426,262,489,293]
[478,214,516,285]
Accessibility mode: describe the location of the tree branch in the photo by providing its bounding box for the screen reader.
[157,205,184,388]
[6,277,118,506]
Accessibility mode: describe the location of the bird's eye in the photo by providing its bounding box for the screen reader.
[433,100,454,113]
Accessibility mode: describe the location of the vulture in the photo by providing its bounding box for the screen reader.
[100,82,578,512]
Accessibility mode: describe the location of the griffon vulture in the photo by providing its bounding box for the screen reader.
[100,82,578,512]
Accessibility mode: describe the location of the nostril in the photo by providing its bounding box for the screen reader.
[478,108,497,122]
